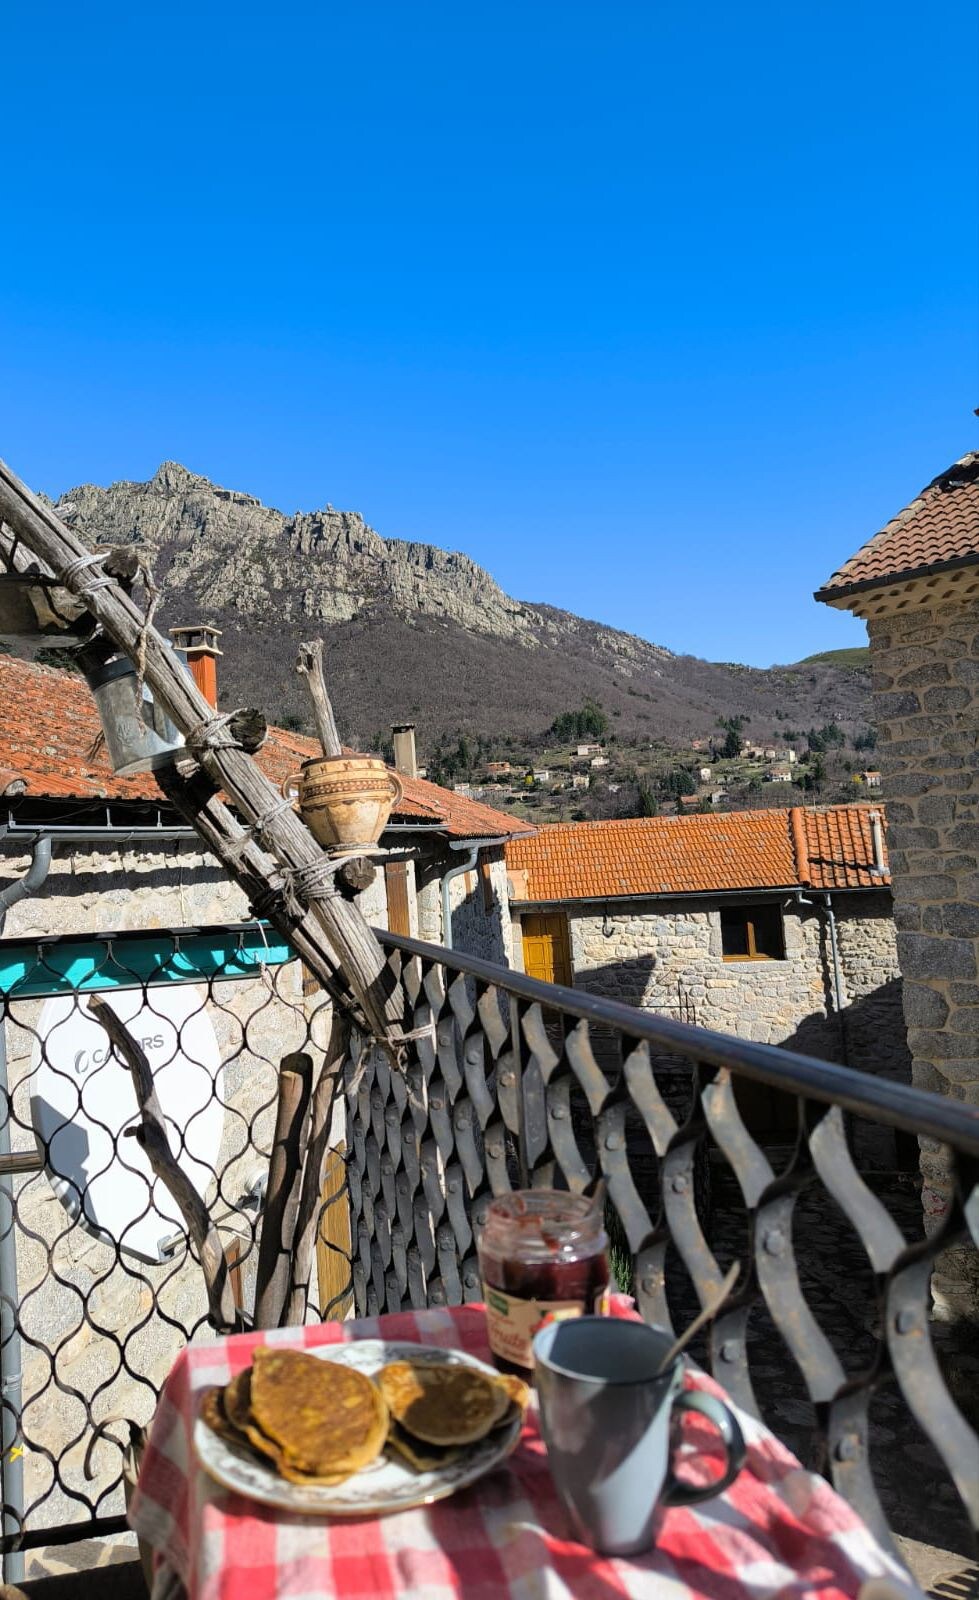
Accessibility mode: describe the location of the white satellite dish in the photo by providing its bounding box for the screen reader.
[31,986,225,1264]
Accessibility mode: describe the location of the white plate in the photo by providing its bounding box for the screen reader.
[194,1340,523,1516]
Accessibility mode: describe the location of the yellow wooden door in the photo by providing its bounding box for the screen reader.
[522,913,573,987]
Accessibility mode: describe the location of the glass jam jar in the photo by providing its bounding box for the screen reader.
[477,1189,610,1375]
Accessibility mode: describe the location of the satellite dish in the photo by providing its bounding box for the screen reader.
[31,986,225,1264]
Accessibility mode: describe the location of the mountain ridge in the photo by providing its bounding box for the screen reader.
[52,463,871,752]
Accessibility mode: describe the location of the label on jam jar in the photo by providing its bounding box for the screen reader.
[484,1286,610,1369]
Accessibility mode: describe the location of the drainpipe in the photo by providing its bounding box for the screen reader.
[0,834,52,1584]
[794,889,848,1065]
[440,837,509,951]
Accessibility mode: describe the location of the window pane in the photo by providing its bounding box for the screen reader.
[752,903,785,959]
[721,903,785,960]
[720,908,750,957]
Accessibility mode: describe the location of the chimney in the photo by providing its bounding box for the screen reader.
[170,624,223,708]
[391,723,418,779]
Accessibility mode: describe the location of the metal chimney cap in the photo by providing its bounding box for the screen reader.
[169,624,223,655]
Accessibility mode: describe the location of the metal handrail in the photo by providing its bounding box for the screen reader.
[376,929,979,1155]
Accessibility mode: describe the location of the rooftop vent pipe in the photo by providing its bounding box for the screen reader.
[868,810,886,876]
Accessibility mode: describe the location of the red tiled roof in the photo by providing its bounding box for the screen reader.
[816,453,979,602]
[505,805,889,902]
[799,804,888,891]
[0,655,529,841]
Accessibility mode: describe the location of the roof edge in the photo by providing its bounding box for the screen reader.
[509,883,889,909]
[814,550,979,607]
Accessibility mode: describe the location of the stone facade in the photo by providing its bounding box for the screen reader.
[513,891,908,1142]
[866,596,979,1320]
[0,830,512,1536]
[0,840,303,1535]
[416,846,513,965]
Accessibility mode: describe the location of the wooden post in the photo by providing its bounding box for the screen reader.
[0,458,405,1047]
[86,994,238,1333]
[295,639,343,757]
[316,1147,354,1321]
[253,1051,314,1329]
[284,1006,350,1325]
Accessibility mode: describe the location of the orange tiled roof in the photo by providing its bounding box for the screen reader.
[816,452,979,601]
[505,805,889,902]
[0,655,528,841]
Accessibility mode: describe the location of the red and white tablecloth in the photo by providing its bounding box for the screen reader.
[128,1302,921,1600]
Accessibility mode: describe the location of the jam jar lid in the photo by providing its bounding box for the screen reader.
[480,1188,607,1263]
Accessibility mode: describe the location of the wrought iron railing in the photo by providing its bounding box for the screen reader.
[0,924,342,1566]
[352,930,979,1558]
[0,922,977,1568]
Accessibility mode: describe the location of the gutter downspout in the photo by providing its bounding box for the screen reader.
[440,837,509,952]
[0,834,52,1584]
[794,890,848,1065]
[789,808,847,1064]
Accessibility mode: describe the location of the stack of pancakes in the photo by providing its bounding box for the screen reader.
[202,1348,528,1485]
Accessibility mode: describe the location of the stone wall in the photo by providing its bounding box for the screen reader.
[0,828,515,1537]
[867,597,979,1321]
[0,839,309,1536]
[563,892,904,1077]
[415,845,513,964]
[509,892,907,1156]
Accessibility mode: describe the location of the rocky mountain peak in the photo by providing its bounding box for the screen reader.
[49,462,870,748]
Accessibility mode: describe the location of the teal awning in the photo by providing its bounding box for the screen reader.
[0,922,294,999]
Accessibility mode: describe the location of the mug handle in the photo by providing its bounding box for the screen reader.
[662,1391,746,1507]
[281,772,303,801]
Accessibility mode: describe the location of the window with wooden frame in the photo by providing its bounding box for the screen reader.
[720,903,785,961]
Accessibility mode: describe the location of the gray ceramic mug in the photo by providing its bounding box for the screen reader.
[533,1316,747,1557]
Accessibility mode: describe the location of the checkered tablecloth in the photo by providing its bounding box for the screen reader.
[128,1303,920,1600]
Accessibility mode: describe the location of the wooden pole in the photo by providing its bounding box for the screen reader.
[295,639,343,758]
[284,1007,350,1325]
[253,1051,314,1329]
[0,458,404,1046]
[86,994,238,1333]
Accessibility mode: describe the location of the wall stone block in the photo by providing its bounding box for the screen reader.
[896,933,977,980]
[901,982,949,1027]
[922,686,972,713]
[898,663,950,689]
[876,691,924,719]
[942,903,979,938]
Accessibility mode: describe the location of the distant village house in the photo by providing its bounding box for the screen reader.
[507,805,907,1152]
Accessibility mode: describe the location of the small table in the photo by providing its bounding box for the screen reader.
[129,1304,919,1600]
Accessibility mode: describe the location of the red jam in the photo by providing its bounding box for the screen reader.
[477,1189,610,1375]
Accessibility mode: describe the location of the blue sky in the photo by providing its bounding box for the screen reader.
[1,2,975,666]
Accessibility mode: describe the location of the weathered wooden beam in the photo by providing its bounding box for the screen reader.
[0,458,404,1045]
[86,994,238,1333]
[253,1051,314,1329]
[296,639,343,758]
[154,758,362,1022]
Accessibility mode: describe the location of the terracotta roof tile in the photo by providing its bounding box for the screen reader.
[816,453,979,601]
[0,656,530,842]
[506,805,889,902]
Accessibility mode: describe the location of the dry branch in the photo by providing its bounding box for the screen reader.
[0,458,404,1046]
[86,993,237,1333]
[285,1008,350,1325]
[296,639,343,758]
[253,1051,314,1329]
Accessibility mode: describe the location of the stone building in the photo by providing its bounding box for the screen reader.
[0,655,528,960]
[0,652,528,1533]
[816,448,979,1320]
[507,805,909,1142]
